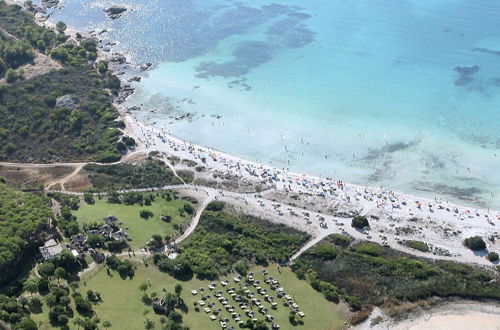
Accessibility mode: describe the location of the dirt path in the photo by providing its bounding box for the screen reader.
[46,163,85,192]
[173,189,215,245]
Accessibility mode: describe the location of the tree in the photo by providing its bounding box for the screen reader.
[183,203,194,215]
[54,267,66,284]
[87,235,105,248]
[144,319,154,330]
[60,295,71,307]
[72,316,85,330]
[18,296,28,309]
[139,282,149,296]
[84,193,95,205]
[23,279,38,297]
[5,68,18,83]
[56,21,67,33]
[464,236,486,251]
[351,216,369,229]
[140,209,153,219]
[169,310,182,324]
[102,320,112,329]
[74,295,93,314]
[18,317,38,330]
[487,252,499,262]
[37,277,50,293]
[233,260,248,276]
[38,262,55,278]
[174,283,183,296]
[57,249,78,271]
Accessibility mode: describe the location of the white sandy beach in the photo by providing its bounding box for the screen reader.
[117,112,500,265]
[358,301,500,330]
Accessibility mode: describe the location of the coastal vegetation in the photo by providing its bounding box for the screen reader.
[154,202,310,280]
[0,182,52,285]
[0,2,124,162]
[487,252,499,262]
[351,216,369,229]
[83,158,182,190]
[292,234,500,313]
[403,240,430,253]
[463,236,486,251]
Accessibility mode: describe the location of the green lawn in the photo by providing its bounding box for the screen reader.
[31,260,348,330]
[73,196,193,249]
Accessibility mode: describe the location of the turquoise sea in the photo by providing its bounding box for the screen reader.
[41,0,500,208]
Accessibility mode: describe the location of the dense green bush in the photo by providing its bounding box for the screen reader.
[84,158,181,190]
[311,244,337,260]
[403,240,430,252]
[293,236,500,306]
[463,236,486,251]
[328,233,352,248]
[351,216,369,229]
[0,66,123,162]
[206,201,225,212]
[355,243,383,256]
[487,252,499,262]
[154,210,310,280]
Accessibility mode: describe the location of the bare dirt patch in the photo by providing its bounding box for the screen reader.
[20,51,61,80]
[64,170,93,192]
[0,165,73,190]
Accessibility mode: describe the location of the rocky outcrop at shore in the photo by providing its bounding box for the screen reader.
[41,0,59,8]
[128,76,141,82]
[104,6,127,19]
[140,62,153,71]
[115,85,135,104]
[110,54,127,64]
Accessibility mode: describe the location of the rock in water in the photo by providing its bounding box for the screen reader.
[104,6,127,19]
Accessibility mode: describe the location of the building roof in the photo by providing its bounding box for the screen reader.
[103,215,117,223]
[39,239,64,260]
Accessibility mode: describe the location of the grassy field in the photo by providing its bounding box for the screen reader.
[33,260,348,330]
[73,196,193,249]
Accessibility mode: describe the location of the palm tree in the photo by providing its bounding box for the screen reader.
[144,319,154,330]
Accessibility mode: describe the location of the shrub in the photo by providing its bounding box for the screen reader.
[463,236,486,251]
[351,216,369,229]
[140,209,153,219]
[487,252,499,262]
[74,295,92,313]
[311,244,337,260]
[329,233,352,247]
[355,243,383,256]
[5,68,18,83]
[206,201,225,212]
[404,240,429,252]
[183,203,194,215]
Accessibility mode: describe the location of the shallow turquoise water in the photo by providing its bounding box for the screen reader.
[44,0,500,208]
